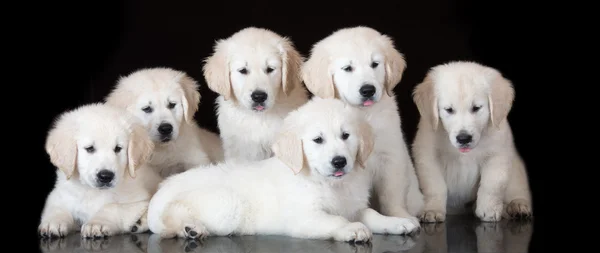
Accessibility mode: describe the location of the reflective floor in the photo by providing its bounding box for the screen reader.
[38,215,534,253]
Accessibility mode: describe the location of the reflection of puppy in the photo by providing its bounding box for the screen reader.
[39,233,150,253]
[412,61,533,222]
[105,68,223,178]
[203,27,309,162]
[148,98,417,243]
[39,104,161,239]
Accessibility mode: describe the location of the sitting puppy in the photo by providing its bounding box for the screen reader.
[301,26,423,229]
[39,103,162,238]
[203,27,309,162]
[411,61,533,222]
[147,98,418,242]
[105,68,224,178]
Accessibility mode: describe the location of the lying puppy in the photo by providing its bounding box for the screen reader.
[203,27,309,162]
[412,61,533,222]
[301,26,423,229]
[105,68,223,178]
[147,98,418,242]
[39,103,162,238]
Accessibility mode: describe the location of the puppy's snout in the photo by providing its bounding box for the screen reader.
[359,84,376,98]
[331,156,347,169]
[97,170,115,184]
[158,123,173,135]
[456,131,473,145]
[251,90,268,103]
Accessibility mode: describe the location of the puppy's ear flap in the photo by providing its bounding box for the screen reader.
[279,37,304,96]
[356,120,375,169]
[486,68,515,128]
[380,35,407,97]
[178,73,201,124]
[203,40,232,101]
[127,123,154,178]
[272,130,304,174]
[302,48,335,99]
[45,121,77,179]
[412,75,439,130]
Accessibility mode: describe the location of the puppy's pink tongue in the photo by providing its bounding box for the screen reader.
[459,148,471,153]
[363,100,374,106]
[334,171,344,177]
[255,106,264,111]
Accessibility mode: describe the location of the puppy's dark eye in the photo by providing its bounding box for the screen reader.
[444,107,454,114]
[341,132,350,140]
[167,102,176,109]
[313,137,323,144]
[266,67,275,74]
[371,61,379,68]
[238,68,248,75]
[85,146,95,153]
[471,105,481,113]
[114,145,122,153]
[342,66,353,72]
[142,106,153,113]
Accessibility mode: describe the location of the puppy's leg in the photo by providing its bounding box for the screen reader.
[503,158,533,220]
[160,199,210,240]
[358,208,420,235]
[475,156,510,222]
[413,140,447,223]
[81,200,149,238]
[38,191,76,238]
[288,212,372,242]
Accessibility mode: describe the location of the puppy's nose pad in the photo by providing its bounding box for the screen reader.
[359,84,376,97]
[331,156,347,169]
[251,90,268,103]
[456,132,473,145]
[158,123,173,135]
[97,170,115,183]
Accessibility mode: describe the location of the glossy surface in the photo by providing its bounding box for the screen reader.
[38,215,533,253]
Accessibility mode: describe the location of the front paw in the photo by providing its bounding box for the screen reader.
[384,217,420,235]
[333,222,373,243]
[475,201,503,222]
[81,222,115,238]
[419,210,446,223]
[39,221,71,238]
[130,213,149,234]
[505,199,532,220]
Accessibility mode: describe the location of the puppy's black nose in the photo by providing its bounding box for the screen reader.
[456,132,473,145]
[331,156,347,169]
[359,84,376,98]
[97,170,114,184]
[158,123,173,135]
[251,90,268,103]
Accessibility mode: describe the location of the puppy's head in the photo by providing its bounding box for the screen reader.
[412,61,515,153]
[203,27,303,112]
[302,26,406,108]
[271,97,374,182]
[105,68,201,145]
[45,103,154,189]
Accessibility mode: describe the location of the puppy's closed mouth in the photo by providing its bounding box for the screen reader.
[160,136,172,142]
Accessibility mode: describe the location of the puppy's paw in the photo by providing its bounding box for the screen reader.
[419,210,446,223]
[39,236,67,251]
[39,221,70,238]
[81,237,111,251]
[130,214,149,234]
[384,217,420,235]
[505,199,532,220]
[475,201,503,222]
[181,223,209,240]
[81,222,115,238]
[333,222,373,243]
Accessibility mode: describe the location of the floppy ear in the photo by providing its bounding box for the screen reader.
[127,123,154,178]
[380,35,407,97]
[487,69,515,128]
[45,123,77,179]
[178,73,201,124]
[279,37,304,96]
[302,48,335,99]
[356,120,375,169]
[203,40,232,100]
[272,131,304,174]
[412,75,439,130]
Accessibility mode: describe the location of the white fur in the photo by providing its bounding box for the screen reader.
[39,103,162,238]
[147,98,418,242]
[202,27,309,163]
[301,26,423,226]
[105,67,223,178]
[412,61,533,222]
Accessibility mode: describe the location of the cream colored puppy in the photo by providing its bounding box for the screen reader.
[105,68,223,178]
[302,26,423,229]
[39,103,162,238]
[412,61,533,222]
[147,98,419,242]
[203,27,309,162]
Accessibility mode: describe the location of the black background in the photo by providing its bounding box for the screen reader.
[24,0,549,251]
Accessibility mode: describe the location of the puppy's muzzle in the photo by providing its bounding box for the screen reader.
[330,156,347,177]
[456,131,473,145]
[359,84,376,106]
[157,122,173,142]
[96,169,115,187]
[251,90,268,111]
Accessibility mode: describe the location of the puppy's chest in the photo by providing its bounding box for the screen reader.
[441,155,481,206]
[68,189,115,223]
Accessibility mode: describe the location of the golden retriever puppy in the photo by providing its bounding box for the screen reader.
[302,26,423,231]
[105,68,223,178]
[39,103,162,238]
[412,61,533,222]
[147,98,418,242]
[203,27,309,162]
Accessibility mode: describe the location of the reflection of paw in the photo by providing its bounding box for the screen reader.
[419,210,445,223]
[130,214,149,234]
[81,222,114,238]
[182,223,209,240]
[475,201,503,222]
[475,222,503,252]
[505,199,532,220]
[375,234,418,251]
[333,222,373,243]
[39,221,70,238]
[385,217,420,235]
[39,237,67,252]
[506,220,533,235]
[183,239,202,252]
[422,222,445,235]
[130,234,148,252]
[81,237,112,251]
